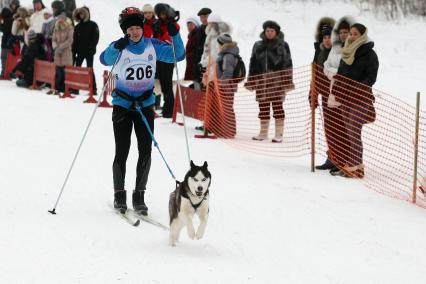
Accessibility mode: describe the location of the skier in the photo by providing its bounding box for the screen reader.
[100,7,184,215]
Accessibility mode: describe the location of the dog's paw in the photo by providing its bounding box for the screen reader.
[187,228,196,240]
[195,230,204,240]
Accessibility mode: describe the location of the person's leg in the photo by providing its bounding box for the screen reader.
[86,54,97,93]
[132,106,155,214]
[112,106,133,210]
[55,66,66,93]
[158,62,175,118]
[252,100,271,140]
[271,98,285,143]
[1,49,8,77]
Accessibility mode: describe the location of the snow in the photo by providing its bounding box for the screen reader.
[2,0,426,283]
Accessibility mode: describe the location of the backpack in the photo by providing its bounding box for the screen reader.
[218,52,246,83]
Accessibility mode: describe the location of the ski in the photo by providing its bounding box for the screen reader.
[128,209,169,231]
[116,209,141,227]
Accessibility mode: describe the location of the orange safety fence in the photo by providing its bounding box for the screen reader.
[64,66,95,101]
[0,52,21,80]
[32,59,56,90]
[194,61,426,209]
[172,86,205,124]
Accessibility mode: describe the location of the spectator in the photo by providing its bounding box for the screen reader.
[184,17,199,81]
[199,14,230,85]
[332,23,379,178]
[51,14,73,95]
[10,6,29,55]
[29,0,45,33]
[9,0,19,14]
[153,3,180,118]
[72,6,99,93]
[13,29,45,87]
[62,0,76,21]
[216,33,239,138]
[194,7,211,85]
[247,21,293,143]
[41,8,53,61]
[142,4,155,38]
[323,16,353,174]
[0,7,13,77]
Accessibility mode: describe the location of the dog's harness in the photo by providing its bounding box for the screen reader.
[178,181,209,211]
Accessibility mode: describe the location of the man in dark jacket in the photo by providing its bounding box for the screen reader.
[73,6,99,93]
[247,20,293,143]
[0,7,13,77]
[193,7,211,85]
[13,30,45,87]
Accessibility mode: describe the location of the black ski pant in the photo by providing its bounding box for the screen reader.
[157,61,175,118]
[75,53,97,92]
[112,105,154,192]
[55,66,65,92]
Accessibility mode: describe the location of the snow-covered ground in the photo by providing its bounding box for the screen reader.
[2,0,426,283]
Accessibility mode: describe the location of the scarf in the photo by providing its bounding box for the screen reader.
[341,29,368,65]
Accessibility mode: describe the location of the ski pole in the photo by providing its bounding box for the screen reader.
[48,55,121,215]
[171,37,191,166]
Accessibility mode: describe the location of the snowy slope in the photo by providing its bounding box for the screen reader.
[2,1,426,283]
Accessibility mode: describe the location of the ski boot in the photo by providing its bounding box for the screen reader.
[133,190,148,216]
[114,190,127,214]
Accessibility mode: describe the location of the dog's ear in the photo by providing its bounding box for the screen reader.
[202,161,208,169]
[190,160,195,168]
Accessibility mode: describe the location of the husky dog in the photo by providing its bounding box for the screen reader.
[169,161,211,246]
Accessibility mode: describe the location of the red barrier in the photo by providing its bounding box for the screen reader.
[63,66,95,101]
[100,70,113,108]
[0,52,21,80]
[172,85,205,124]
[32,60,56,90]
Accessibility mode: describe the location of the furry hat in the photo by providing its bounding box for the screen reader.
[207,13,221,23]
[197,7,212,16]
[10,0,20,8]
[263,20,280,33]
[120,13,144,33]
[73,7,90,22]
[186,17,200,27]
[332,16,355,45]
[142,4,154,13]
[315,17,335,42]
[51,0,64,17]
[217,33,232,45]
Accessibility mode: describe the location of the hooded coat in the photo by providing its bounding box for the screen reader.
[72,7,99,56]
[247,31,293,102]
[313,17,335,63]
[52,17,73,66]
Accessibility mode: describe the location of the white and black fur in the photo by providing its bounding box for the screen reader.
[168,161,211,246]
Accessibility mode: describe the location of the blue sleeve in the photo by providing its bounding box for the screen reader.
[99,41,121,66]
[152,33,185,64]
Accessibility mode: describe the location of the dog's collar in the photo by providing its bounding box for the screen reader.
[184,189,209,211]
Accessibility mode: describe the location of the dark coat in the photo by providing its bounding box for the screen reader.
[313,44,332,104]
[14,34,45,83]
[247,31,293,102]
[0,7,13,48]
[72,7,99,56]
[334,41,379,123]
[193,24,207,80]
[184,27,199,80]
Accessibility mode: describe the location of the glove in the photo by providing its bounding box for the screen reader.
[114,36,129,51]
[55,47,63,55]
[167,22,179,37]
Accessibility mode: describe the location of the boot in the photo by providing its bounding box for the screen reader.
[252,120,270,141]
[132,190,148,216]
[271,119,284,143]
[315,159,335,170]
[114,190,127,213]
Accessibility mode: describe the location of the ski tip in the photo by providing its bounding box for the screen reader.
[134,220,141,227]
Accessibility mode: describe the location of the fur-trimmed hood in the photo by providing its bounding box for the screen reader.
[219,41,238,52]
[205,21,231,38]
[315,17,335,42]
[332,16,356,45]
[14,7,29,19]
[73,6,90,23]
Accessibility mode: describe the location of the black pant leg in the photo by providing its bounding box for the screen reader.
[112,106,133,191]
[132,107,155,191]
[55,66,65,92]
[158,61,175,117]
[85,54,97,92]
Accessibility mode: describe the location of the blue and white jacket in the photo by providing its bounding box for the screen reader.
[100,34,185,109]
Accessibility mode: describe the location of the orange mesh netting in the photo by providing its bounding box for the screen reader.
[193,62,426,208]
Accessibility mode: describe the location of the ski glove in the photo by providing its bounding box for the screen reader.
[167,22,179,37]
[114,36,129,51]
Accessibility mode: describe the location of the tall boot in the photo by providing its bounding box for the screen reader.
[272,119,284,143]
[114,190,127,213]
[252,120,270,141]
[132,190,148,216]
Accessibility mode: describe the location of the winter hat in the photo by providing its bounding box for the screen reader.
[217,33,232,45]
[51,0,64,17]
[142,4,154,13]
[43,7,52,15]
[10,0,20,7]
[27,29,37,40]
[263,20,280,33]
[207,13,221,23]
[119,7,144,33]
[154,3,168,15]
[337,19,350,32]
[321,25,333,37]
[186,17,200,27]
[197,7,212,16]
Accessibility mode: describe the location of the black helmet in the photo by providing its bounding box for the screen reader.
[119,7,144,33]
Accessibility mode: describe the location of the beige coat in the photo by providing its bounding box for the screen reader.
[52,18,74,67]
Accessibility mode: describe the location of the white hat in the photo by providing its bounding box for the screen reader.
[142,4,154,13]
[207,13,222,23]
[186,17,200,27]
